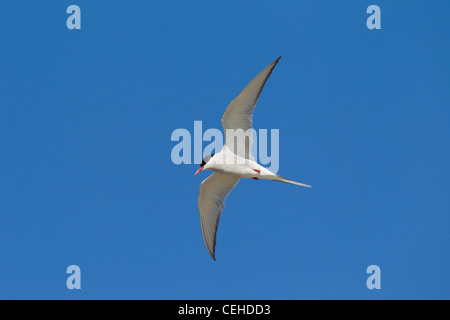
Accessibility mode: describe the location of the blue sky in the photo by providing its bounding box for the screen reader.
[0,1,449,299]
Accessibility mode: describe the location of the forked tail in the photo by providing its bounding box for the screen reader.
[273,174,311,188]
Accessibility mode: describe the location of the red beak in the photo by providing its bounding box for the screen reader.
[194,167,203,176]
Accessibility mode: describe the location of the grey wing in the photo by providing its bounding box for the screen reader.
[198,172,240,261]
[222,57,281,159]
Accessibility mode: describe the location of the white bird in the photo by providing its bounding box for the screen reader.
[195,57,311,260]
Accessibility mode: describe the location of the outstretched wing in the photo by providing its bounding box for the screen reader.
[222,57,281,159]
[198,172,240,260]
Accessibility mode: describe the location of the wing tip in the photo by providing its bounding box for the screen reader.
[209,250,216,261]
[272,56,282,66]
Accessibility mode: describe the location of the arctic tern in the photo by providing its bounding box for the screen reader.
[195,57,311,260]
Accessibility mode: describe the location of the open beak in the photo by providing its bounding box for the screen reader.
[194,167,203,176]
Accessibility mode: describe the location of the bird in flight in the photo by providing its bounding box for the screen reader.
[195,57,311,260]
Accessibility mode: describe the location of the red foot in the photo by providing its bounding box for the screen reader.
[253,169,261,173]
[252,178,259,180]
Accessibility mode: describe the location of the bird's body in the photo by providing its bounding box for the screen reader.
[196,57,310,260]
[204,146,265,178]
[204,146,311,184]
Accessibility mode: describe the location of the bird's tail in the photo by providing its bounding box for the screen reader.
[273,174,311,188]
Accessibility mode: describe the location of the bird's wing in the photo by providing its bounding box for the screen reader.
[222,57,281,159]
[198,172,240,260]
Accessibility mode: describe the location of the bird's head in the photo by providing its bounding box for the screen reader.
[195,153,215,176]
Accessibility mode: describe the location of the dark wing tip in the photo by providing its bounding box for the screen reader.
[210,251,216,261]
[267,56,281,72]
